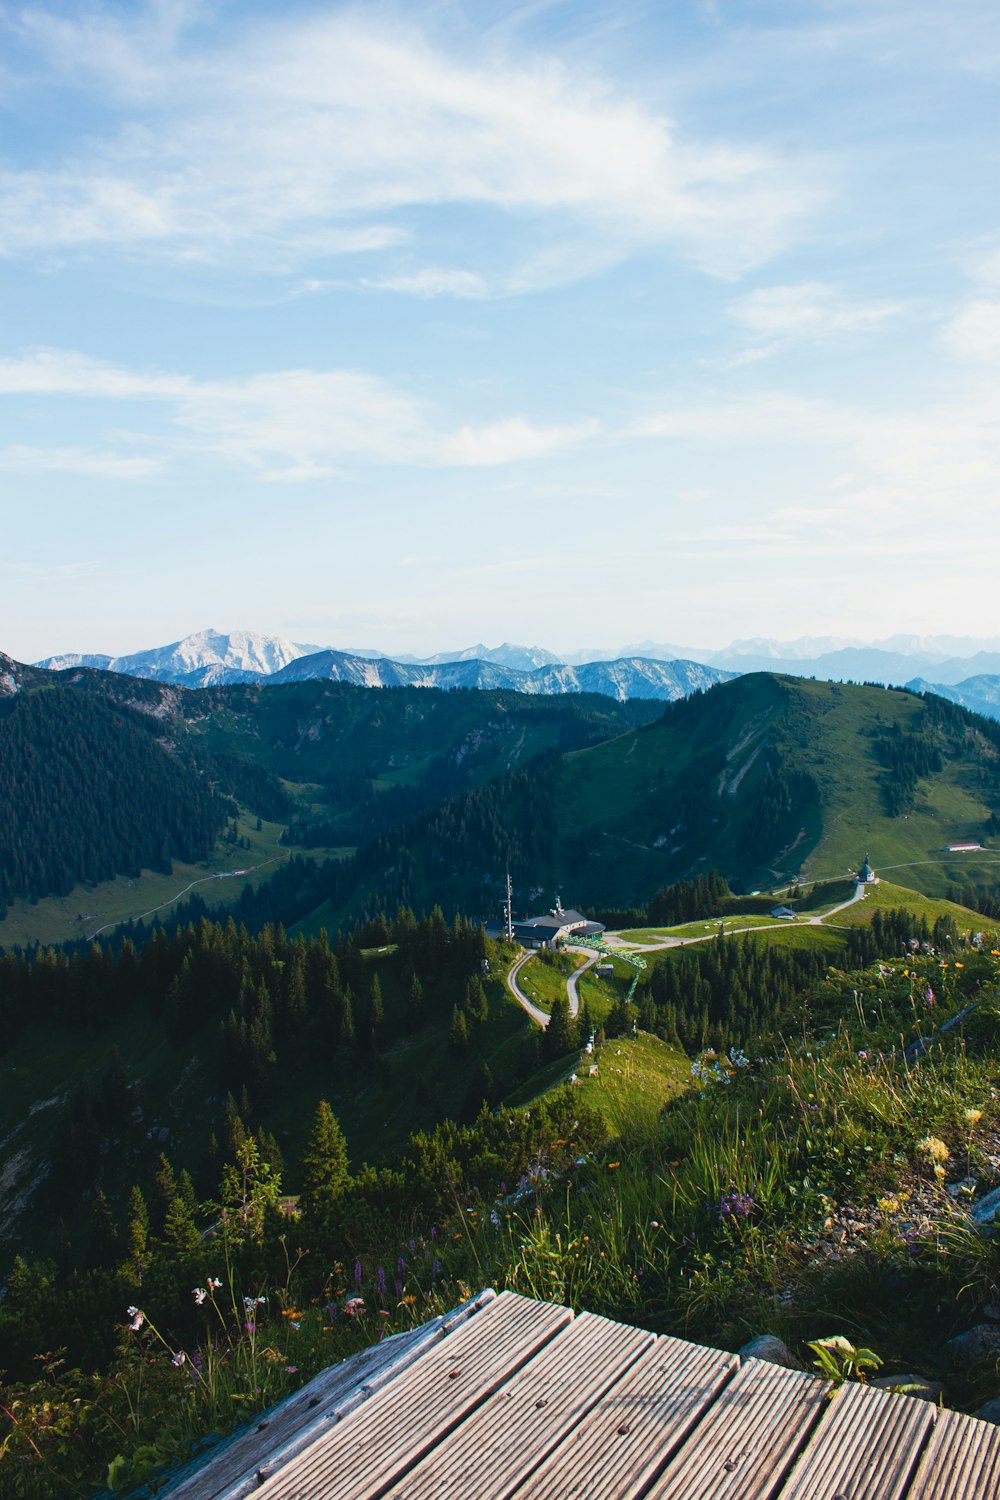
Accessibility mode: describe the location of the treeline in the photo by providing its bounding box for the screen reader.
[0,1088,603,1385]
[874,721,944,816]
[629,905,966,1054]
[594,870,733,930]
[0,688,227,912]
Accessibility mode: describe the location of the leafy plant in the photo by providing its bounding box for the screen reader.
[807,1334,883,1387]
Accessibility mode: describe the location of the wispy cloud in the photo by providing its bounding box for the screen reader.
[0,347,595,476]
[0,444,158,478]
[943,300,1000,362]
[727,281,905,360]
[941,239,1000,362]
[0,6,823,287]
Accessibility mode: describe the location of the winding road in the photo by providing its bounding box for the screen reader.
[504,885,868,1029]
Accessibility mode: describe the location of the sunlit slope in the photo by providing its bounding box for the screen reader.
[542,675,999,903]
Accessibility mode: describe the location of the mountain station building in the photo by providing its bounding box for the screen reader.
[512,904,605,949]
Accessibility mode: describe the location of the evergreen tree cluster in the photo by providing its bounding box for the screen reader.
[0,688,227,911]
[875,721,944,816]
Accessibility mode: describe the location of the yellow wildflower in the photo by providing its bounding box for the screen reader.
[917,1135,950,1165]
[964,1108,984,1127]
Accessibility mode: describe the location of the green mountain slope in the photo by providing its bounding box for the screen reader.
[316,674,1000,921]
[0,658,660,944]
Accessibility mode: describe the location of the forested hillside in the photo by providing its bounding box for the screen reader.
[292,673,1000,924]
[0,687,227,915]
[0,658,661,934]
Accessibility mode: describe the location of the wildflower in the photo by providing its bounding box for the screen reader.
[955,962,964,969]
[344,1297,365,1317]
[432,1259,441,1278]
[857,1050,868,1060]
[193,1287,207,1305]
[917,1136,950,1165]
[171,1351,186,1368]
[126,1306,144,1332]
[717,1192,755,1221]
[608,1162,621,1170]
[933,1164,947,1183]
[650,1221,660,1229]
[377,1266,387,1300]
[208,1276,222,1289]
[924,987,935,1008]
[964,1108,984,1127]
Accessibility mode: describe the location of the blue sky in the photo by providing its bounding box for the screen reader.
[1,0,998,661]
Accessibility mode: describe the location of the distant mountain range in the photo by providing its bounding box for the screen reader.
[36,630,731,703]
[33,628,1000,713]
[268,649,730,701]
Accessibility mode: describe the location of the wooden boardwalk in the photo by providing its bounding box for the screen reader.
[164,1289,1000,1500]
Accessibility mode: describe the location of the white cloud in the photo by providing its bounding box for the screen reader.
[364,268,490,299]
[0,7,823,285]
[0,346,594,476]
[943,299,1000,362]
[0,444,158,478]
[634,383,1000,534]
[729,281,904,350]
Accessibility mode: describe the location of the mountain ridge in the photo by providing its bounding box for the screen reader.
[36,629,1000,695]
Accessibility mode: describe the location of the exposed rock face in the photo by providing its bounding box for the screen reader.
[971,1185,1000,1226]
[737,1334,796,1368]
[944,1325,1000,1362]
[974,1396,1000,1426]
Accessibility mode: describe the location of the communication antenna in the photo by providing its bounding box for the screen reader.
[503,870,514,942]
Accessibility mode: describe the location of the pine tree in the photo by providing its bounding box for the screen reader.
[300,1101,351,1219]
[449,1005,470,1053]
[125,1184,150,1282]
[465,976,489,1025]
[543,997,574,1060]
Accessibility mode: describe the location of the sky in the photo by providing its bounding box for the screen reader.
[1,0,999,661]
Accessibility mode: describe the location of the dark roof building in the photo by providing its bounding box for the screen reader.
[857,853,876,884]
[512,904,604,948]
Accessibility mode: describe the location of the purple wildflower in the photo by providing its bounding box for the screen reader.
[432,1258,441,1278]
[717,1192,755,1221]
[126,1306,144,1332]
[377,1265,387,1301]
[171,1351,186,1368]
[395,1278,403,1300]
[397,1255,406,1277]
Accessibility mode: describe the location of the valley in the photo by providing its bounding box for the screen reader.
[4,663,1000,1497]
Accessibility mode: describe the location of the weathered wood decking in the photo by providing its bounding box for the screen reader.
[164,1289,1000,1499]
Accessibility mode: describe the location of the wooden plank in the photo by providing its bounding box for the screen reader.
[256,1290,572,1500]
[382,1310,654,1499]
[908,1407,1000,1500]
[779,1380,934,1500]
[513,1333,738,1500]
[164,1291,499,1500]
[645,1358,830,1500]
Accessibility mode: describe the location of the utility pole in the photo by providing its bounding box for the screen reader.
[503,870,514,942]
